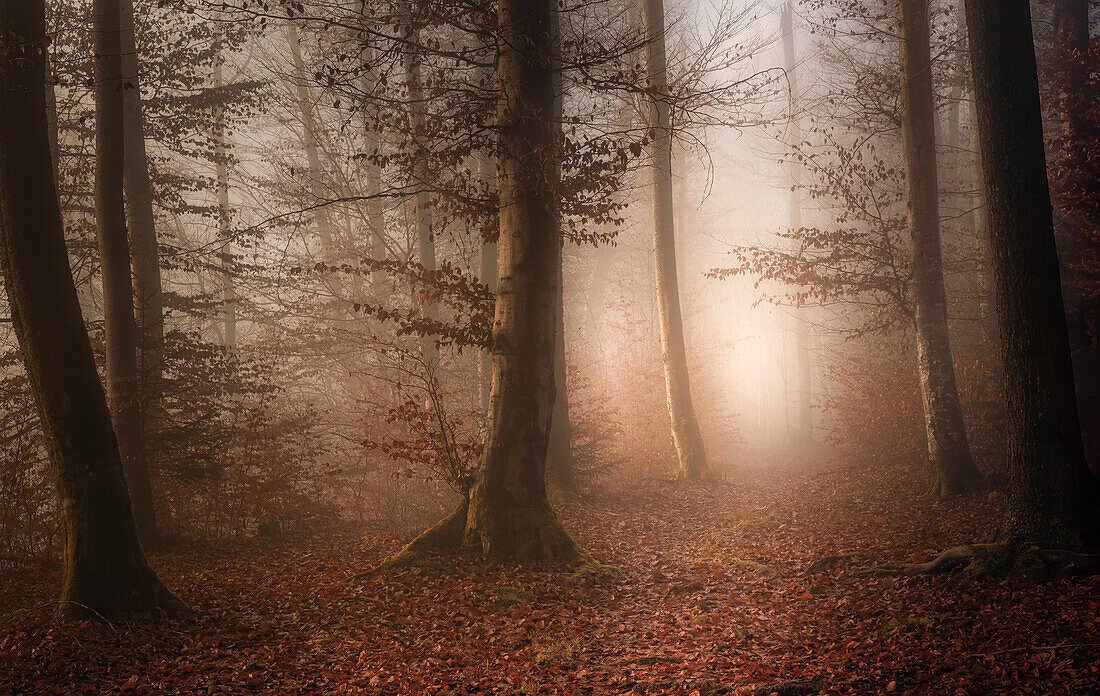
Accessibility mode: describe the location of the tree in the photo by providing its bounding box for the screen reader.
[121,0,166,543]
[780,1,813,446]
[963,0,1099,555]
[371,0,580,567]
[898,0,981,496]
[400,0,439,367]
[94,0,158,544]
[0,0,182,616]
[546,4,578,497]
[643,0,708,480]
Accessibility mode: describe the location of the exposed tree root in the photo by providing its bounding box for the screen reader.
[858,542,1100,580]
[802,553,857,575]
[352,501,469,578]
[354,492,594,578]
[856,545,979,576]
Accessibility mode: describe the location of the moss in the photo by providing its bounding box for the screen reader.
[529,629,582,666]
[464,487,578,563]
[491,585,536,606]
[363,501,468,576]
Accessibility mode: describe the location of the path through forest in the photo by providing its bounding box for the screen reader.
[3,462,1098,695]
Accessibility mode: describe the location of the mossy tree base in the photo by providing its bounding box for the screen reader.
[366,490,583,574]
[464,487,579,563]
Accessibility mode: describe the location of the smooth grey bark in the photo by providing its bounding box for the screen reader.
[94,0,158,544]
[781,1,813,446]
[898,0,981,496]
[964,0,1099,549]
[643,0,708,479]
[121,0,164,544]
[0,0,181,616]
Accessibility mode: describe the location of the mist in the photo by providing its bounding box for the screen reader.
[1,0,1098,694]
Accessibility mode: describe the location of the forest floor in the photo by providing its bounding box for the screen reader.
[2,461,1099,695]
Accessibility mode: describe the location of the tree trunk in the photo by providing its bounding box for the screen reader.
[400,2,438,366]
[372,0,580,570]
[213,41,236,349]
[121,0,164,543]
[0,0,182,617]
[643,0,708,479]
[964,0,1099,549]
[287,23,335,256]
[545,5,577,497]
[358,4,386,279]
[781,1,813,447]
[461,0,579,561]
[94,0,158,544]
[898,0,981,496]
[477,150,498,414]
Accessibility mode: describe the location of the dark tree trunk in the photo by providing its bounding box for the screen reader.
[0,0,182,616]
[95,0,158,544]
[644,0,708,479]
[964,0,1100,549]
[898,0,982,496]
[121,0,164,544]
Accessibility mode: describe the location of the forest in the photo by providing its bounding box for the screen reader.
[0,0,1098,693]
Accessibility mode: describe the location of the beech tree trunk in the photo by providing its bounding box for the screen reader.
[781,1,813,446]
[461,0,578,561]
[121,0,164,543]
[964,0,1100,548]
[94,0,159,544]
[477,150,498,414]
[545,6,577,496]
[400,2,438,366]
[0,0,181,616]
[643,0,708,479]
[898,0,981,496]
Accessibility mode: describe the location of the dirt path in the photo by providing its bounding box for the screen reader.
[3,464,1098,695]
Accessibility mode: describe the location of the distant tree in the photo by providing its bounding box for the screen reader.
[780,1,814,446]
[643,0,708,480]
[94,0,158,545]
[897,0,981,496]
[0,0,182,615]
[120,0,166,521]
